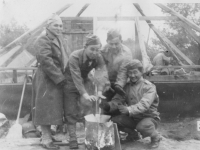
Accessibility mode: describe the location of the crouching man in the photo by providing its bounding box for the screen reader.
[99,59,161,148]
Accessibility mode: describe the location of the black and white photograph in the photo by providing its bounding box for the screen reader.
[1,0,200,149]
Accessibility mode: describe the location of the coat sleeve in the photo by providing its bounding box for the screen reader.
[115,58,131,87]
[127,84,157,116]
[95,54,109,92]
[36,36,65,85]
[68,54,87,95]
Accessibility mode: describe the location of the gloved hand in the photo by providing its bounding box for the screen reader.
[114,85,126,97]
[118,104,129,115]
[58,79,67,87]
[99,100,110,112]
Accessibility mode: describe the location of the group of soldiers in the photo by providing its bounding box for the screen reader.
[32,15,161,149]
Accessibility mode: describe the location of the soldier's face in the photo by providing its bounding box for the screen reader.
[48,20,63,36]
[128,69,142,83]
[85,44,101,59]
[107,37,122,54]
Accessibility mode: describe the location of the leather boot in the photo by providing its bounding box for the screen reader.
[150,133,162,149]
[67,124,78,149]
[120,128,140,144]
[41,125,59,149]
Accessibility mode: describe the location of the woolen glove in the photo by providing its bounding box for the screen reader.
[118,104,129,115]
[114,85,126,97]
[99,101,110,112]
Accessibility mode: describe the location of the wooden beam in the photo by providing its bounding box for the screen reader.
[139,16,177,21]
[1,46,24,67]
[0,67,37,71]
[61,17,93,21]
[97,16,177,21]
[155,3,200,33]
[25,57,36,67]
[0,3,73,56]
[152,27,195,65]
[135,17,153,73]
[76,3,90,17]
[179,21,200,45]
[133,3,195,65]
[63,30,93,34]
[13,70,17,83]
[153,65,200,69]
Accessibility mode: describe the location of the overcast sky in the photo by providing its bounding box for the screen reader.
[0,0,199,45]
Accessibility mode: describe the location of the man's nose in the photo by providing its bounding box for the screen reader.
[130,74,135,78]
[111,44,116,49]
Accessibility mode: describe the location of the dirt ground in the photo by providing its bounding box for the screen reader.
[1,117,200,150]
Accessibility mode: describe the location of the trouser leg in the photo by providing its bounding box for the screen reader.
[40,125,52,144]
[136,118,160,139]
[111,115,139,138]
[63,88,80,149]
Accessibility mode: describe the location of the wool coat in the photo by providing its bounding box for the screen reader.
[32,29,68,125]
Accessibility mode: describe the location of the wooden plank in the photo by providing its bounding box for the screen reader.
[179,21,200,45]
[134,23,142,60]
[146,75,200,82]
[153,65,200,69]
[0,3,73,56]
[61,17,93,21]
[0,67,37,71]
[155,3,200,33]
[133,3,194,65]
[97,16,177,21]
[13,70,17,83]
[93,17,97,34]
[135,17,153,73]
[63,30,92,34]
[139,16,177,21]
[76,3,90,17]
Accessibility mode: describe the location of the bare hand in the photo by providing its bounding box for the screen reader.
[97,91,106,99]
[83,93,97,101]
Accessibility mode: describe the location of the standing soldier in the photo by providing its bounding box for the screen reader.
[100,59,161,148]
[32,15,68,149]
[100,29,133,101]
[64,35,106,149]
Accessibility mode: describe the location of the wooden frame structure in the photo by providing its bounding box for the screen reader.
[1,3,200,84]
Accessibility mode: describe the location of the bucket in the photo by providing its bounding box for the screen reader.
[84,114,115,150]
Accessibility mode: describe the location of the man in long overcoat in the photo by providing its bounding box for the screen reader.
[32,15,68,149]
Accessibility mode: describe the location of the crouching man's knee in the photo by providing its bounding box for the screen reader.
[136,118,158,138]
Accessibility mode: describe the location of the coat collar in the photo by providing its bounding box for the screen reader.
[46,29,60,48]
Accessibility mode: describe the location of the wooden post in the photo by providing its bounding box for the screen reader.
[76,3,90,17]
[93,17,97,35]
[155,3,200,33]
[135,17,153,73]
[13,70,18,83]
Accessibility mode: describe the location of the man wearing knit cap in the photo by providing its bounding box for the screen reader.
[100,29,133,101]
[100,59,161,148]
[64,34,107,149]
